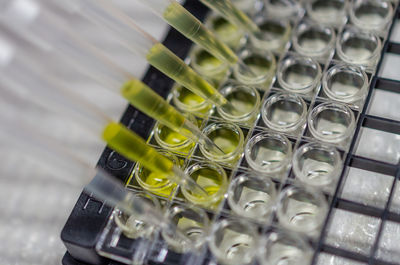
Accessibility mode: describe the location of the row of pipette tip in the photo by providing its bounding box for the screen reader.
[0,0,264,258]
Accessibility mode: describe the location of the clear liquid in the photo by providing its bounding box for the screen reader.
[344,47,372,61]
[314,6,340,18]
[357,13,384,25]
[317,119,347,136]
[284,198,319,227]
[268,100,303,127]
[115,210,154,239]
[315,110,349,139]
[301,158,335,184]
[176,218,204,245]
[330,82,360,97]
[124,217,149,237]
[311,0,345,24]
[342,38,377,63]
[249,138,288,170]
[355,5,388,27]
[163,216,205,252]
[268,245,309,265]
[236,53,274,88]
[163,2,237,64]
[298,31,330,53]
[253,146,286,167]
[328,71,364,98]
[236,186,273,218]
[283,65,316,88]
[219,229,254,262]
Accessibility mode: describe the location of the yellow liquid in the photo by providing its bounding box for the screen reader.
[163,1,237,65]
[146,43,227,106]
[102,122,174,175]
[195,49,224,71]
[212,16,242,49]
[186,167,226,206]
[136,166,176,197]
[213,17,240,39]
[193,49,228,83]
[208,128,240,155]
[156,124,194,154]
[178,86,206,106]
[174,85,212,117]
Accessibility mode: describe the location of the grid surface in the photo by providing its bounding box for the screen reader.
[88,1,400,265]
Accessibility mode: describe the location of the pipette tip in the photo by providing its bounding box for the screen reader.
[172,166,208,197]
[182,119,226,155]
[237,58,259,78]
[203,136,226,155]
[221,101,241,117]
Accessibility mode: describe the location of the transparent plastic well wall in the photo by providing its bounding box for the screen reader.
[95,1,400,265]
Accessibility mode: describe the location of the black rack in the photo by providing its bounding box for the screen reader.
[62,1,400,265]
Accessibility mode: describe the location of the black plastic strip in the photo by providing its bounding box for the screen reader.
[321,244,399,265]
[375,77,400,93]
[368,167,400,263]
[349,155,398,177]
[363,115,400,135]
[387,42,400,54]
[321,244,370,264]
[387,211,400,223]
[335,198,384,219]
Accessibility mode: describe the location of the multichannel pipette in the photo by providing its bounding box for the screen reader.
[199,0,260,34]
[0,111,159,225]
[96,0,258,79]
[0,99,194,247]
[0,34,207,197]
[118,0,259,79]
[124,0,238,65]
[42,0,232,109]
[0,6,225,154]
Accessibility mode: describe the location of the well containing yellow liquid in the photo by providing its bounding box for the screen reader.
[182,162,228,208]
[172,84,212,118]
[134,151,180,197]
[199,122,244,163]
